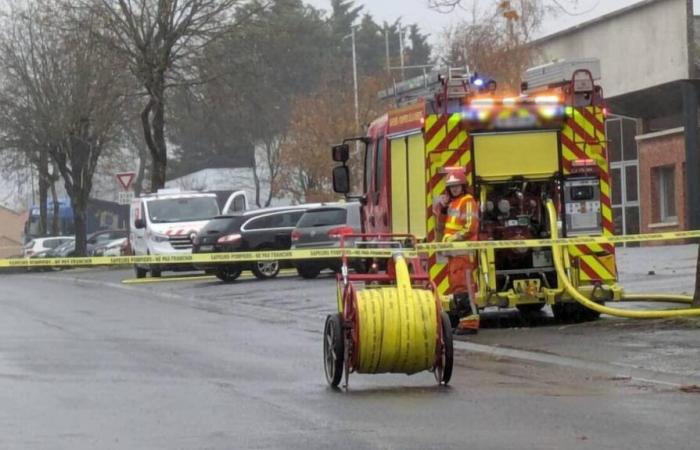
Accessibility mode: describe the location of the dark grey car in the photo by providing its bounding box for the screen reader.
[290,202,362,278]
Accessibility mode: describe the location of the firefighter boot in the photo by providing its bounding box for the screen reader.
[455,269,479,335]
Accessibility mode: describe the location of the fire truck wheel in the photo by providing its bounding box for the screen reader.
[323,313,345,387]
[438,311,454,385]
[551,303,571,323]
[135,266,147,279]
[516,303,546,314]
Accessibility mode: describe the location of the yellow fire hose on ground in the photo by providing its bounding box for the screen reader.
[546,199,700,319]
[324,251,453,388]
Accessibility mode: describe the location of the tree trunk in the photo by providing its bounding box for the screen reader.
[71,190,89,256]
[252,160,262,208]
[693,246,700,307]
[134,143,149,197]
[150,95,167,190]
[38,151,49,236]
[50,174,59,236]
[141,76,168,191]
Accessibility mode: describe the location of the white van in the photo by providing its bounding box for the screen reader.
[130,188,247,278]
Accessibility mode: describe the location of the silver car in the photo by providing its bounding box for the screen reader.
[290,202,362,279]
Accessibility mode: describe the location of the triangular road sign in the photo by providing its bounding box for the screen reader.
[116,172,135,190]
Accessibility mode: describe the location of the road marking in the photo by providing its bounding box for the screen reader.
[122,274,216,284]
[121,268,298,284]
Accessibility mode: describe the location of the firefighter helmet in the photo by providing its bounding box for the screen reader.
[444,170,466,187]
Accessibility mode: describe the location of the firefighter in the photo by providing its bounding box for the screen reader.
[436,169,480,334]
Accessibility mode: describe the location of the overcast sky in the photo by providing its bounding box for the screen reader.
[306,0,700,43]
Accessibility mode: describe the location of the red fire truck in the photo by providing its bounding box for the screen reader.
[331,59,619,325]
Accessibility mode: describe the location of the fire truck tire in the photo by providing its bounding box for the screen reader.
[323,313,345,387]
[439,311,454,385]
[296,264,321,279]
[135,266,147,279]
[553,302,600,323]
[516,303,546,314]
[552,303,571,323]
[216,267,241,282]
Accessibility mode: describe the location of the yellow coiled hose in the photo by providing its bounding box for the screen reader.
[354,255,438,374]
[355,287,437,374]
[546,199,700,318]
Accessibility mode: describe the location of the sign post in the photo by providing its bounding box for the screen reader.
[116,172,135,205]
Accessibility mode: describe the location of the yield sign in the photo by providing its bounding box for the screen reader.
[116,172,135,191]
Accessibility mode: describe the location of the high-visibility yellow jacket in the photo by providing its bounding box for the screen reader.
[442,194,479,242]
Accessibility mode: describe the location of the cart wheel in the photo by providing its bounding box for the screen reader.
[323,313,345,387]
[436,311,454,385]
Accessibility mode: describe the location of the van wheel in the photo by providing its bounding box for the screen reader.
[252,260,280,279]
[135,266,147,279]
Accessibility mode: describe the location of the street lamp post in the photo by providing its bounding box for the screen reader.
[344,27,360,134]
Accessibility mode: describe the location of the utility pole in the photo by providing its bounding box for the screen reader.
[399,26,406,80]
[344,27,360,133]
[384,26,390,75]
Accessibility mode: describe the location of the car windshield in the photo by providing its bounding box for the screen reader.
[297,208,347,227]
[54,241,74,252]
[147,197,219,223]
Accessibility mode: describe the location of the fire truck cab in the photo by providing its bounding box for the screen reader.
[332,59,621,324]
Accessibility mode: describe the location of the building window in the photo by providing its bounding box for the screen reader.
[654,165,676,223]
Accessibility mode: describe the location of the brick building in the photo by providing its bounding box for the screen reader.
[0,205,24,258]
[532,0,700,238]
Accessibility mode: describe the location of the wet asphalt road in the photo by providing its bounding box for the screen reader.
[1,264,699,450]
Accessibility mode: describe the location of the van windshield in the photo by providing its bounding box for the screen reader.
[147,197,219,223]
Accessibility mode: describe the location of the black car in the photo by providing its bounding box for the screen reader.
[192,205,318,282]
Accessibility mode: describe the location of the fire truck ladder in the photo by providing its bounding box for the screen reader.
[377,67,474,109]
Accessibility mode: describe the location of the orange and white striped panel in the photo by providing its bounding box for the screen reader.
[562,106,617,283]
[424,113,472,296]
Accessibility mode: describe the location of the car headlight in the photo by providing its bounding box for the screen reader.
[149,232,170,243]
[217,233,241,244]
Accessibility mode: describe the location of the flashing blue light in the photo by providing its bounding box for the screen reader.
[473,78,484,87]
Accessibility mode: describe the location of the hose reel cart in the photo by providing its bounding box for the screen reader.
[323,234,454,388]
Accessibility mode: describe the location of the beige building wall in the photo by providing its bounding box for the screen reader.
[0,206,24,257]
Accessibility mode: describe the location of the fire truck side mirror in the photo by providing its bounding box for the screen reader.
[332,166,350,194]
[332,144,350,163]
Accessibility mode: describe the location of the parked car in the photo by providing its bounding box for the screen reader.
[23,236,74,258]
[192,205,319,282]
[95,238,129,257]
[290,202,362,278]
[46,230,127,258]
[88,230,129,256]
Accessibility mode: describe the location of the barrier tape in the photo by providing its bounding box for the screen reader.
[0,248,405,268]
[1,229,698,268]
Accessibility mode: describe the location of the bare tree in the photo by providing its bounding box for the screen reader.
[441,1,543,90]
[279,75,386,203]
[89,0,243,191]
[0,0,127,255]
[427,0,587,15]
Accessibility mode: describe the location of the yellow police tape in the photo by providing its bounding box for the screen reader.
[2,229,699,268]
